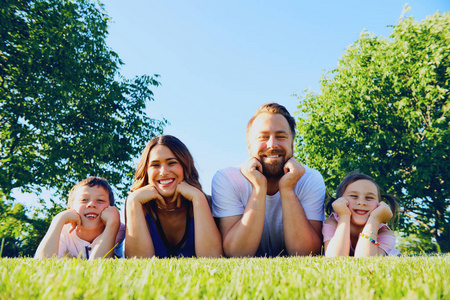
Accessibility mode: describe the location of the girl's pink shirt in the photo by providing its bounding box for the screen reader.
[322,213,401,256]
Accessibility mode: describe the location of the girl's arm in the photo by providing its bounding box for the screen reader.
[324,198,352,257]
[34,210,80,258]
[125,186,165,258]
[89,206,121,259]
[175,182,223,257]
[324,215,351,257]
[354,202,393,257]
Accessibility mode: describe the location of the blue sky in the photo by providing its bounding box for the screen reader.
[102,0,449,196]
[14,0,450,212]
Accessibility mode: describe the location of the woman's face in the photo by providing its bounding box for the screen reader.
[147,145,184,199]
[343,179,380,226]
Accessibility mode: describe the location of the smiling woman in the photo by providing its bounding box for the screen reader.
[124,135,223,258]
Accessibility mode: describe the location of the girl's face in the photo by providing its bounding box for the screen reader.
[147,145,184,199]
[343,179,379,226]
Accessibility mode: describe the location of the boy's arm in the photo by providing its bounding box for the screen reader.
[89,206,121,259]
[34,210,80,259]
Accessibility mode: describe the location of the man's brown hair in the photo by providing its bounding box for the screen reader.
[246,102,296,142]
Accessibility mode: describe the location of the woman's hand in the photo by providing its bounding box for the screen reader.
[170,181,202,207]
[127,185,167,209]
[332,197,352,217]
[369,202,393,223]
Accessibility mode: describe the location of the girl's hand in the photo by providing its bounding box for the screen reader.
[171,181,203,207]
[128,185,166,209]
[332,197,351,217]
[369,202,393,223]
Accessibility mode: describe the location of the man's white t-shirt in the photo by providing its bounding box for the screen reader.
[212,165,325,256]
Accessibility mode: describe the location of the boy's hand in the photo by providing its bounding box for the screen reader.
[57,209,81,233]
[279,157,305,191]
[332,197,352,217]
[369,202,393,223]
[100,206,120,226]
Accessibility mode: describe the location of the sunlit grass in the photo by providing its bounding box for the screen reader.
[1,255,448,299]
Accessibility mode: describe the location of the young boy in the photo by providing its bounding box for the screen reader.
[35,177,125,259]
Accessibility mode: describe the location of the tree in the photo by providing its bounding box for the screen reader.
[295,9,449,252]
[0,0,166,255]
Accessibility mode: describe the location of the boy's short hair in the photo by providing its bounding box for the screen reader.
[68,177,115,207]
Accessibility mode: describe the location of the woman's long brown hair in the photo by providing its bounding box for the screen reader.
[130,135,202,193]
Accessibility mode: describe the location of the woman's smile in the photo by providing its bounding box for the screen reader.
[148,145,184,198]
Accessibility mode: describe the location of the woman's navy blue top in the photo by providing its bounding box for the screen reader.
[145,205,195,258]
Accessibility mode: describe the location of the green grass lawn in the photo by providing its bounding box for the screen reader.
[1,255,448,299]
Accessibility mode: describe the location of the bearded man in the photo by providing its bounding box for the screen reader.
[211,103,325,257]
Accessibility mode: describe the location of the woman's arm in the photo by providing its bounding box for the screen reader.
[125,186,165,258]
[175,182,223,257]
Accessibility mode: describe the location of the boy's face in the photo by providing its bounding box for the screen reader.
[69,185,110,228]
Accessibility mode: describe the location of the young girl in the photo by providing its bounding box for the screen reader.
[322,173,400,257]
[125,135,223,258]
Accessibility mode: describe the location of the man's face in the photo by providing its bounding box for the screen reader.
[247,112,294,178]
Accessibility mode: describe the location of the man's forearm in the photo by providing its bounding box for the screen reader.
[222,188,266,257]
[281,190,322,255]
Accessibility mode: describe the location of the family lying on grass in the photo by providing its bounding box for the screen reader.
[34,103,400,260]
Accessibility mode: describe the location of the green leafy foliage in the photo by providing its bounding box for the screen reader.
[0,0,166,256]
[295,10,449,252]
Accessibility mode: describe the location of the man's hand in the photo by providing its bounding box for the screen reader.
[240,157,267,188]
[279,157,305,191]
[369,202,393,224]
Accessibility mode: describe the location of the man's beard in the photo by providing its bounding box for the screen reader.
[259,150,286,179]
